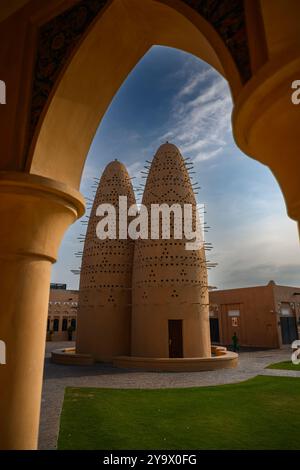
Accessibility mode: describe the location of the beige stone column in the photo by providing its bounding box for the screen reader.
[0,172,84,449]
[232,51,300,232]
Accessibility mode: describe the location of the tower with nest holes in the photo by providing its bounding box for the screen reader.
[131,143,211,358]
[76,160,136,361]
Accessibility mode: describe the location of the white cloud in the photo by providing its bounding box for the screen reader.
[53,49,299,290]
[158,65,232,165]
[208,207,300,289]
[127,160,144,176]
[194,148,223,162]
[177,67,215,97]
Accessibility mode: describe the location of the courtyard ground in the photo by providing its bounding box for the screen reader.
[39,342,299,449]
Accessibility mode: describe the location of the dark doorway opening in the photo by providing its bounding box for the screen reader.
[168,320,183,358]
[62,318,68,331]
[280,316,298,344]
[53,318,59,332]
[210,318,220,343]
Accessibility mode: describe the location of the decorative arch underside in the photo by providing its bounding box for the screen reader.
[29,0,251,151]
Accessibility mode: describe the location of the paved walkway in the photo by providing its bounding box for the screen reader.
[39,342,299,450]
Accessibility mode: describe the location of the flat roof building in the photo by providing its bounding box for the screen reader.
[47,286,78,341]
[209,281,300,349]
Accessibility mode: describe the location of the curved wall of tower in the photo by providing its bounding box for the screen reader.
[131,143,211,358]
[76,160,135,362]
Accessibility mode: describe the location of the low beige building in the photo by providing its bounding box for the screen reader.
[47,279,300,349]
[209,281,300,349]
[47,283,78,341]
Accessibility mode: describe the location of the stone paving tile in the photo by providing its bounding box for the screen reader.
[38,342,295,450]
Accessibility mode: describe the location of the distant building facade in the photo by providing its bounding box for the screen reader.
[209,281,300,349]
[48,280,300,349]
[47,283,78,341]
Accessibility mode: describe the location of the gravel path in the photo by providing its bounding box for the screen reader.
[39,342,298,450]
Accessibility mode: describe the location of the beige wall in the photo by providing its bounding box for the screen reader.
[209,282,300,348]
[260,0,300,57]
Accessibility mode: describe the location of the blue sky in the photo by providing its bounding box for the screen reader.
[51,46,300,290]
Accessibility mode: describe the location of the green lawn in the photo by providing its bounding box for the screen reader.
[266,360,300,371]
[57,376,300,450]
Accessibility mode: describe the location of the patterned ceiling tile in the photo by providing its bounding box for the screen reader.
[183,0,251,82]
[29,0,108,148]
[28,0,250,152]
